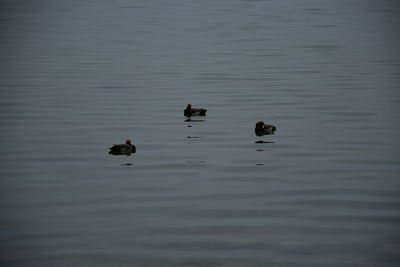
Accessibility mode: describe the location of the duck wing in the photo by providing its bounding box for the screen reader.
[191,108,207,115]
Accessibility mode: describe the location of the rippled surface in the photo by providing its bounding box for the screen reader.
[1,1,400,266]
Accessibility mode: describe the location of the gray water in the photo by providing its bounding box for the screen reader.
[1,0,400,266]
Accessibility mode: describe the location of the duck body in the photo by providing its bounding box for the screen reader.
[184,104,207,116]
[109,139,136,155]
[255,121,276,136]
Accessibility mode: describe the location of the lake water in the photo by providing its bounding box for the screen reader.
[1,0,399,266]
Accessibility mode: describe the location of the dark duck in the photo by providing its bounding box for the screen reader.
[255,121,276,136]
[109,139,136,155]
[184,104,207,116]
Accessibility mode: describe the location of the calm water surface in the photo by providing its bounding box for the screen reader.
[1,0,399,266]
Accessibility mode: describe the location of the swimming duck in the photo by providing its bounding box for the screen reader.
[109,139,136,155]
[184,104,207,116]
[255,121,276,136]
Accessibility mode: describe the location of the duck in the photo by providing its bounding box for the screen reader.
[255,121,276,136]
[109,139,136,155]
[184,104,207,116]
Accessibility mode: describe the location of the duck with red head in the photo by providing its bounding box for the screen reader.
[255,121,276,136]
[109,139,136,155]
[184,104,207,117]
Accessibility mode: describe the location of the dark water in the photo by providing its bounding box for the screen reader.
[1,0,400,266]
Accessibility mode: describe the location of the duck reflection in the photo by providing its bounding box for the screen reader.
[185,118,205,122]
[109,150,135,156]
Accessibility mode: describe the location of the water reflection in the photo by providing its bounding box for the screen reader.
[120,163,134,166]
[108,150,135,156]
[186,160,206,164]
[255,140,274,144]
[185,118,206,122]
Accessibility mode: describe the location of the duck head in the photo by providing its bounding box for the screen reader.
[255,121,264,130]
